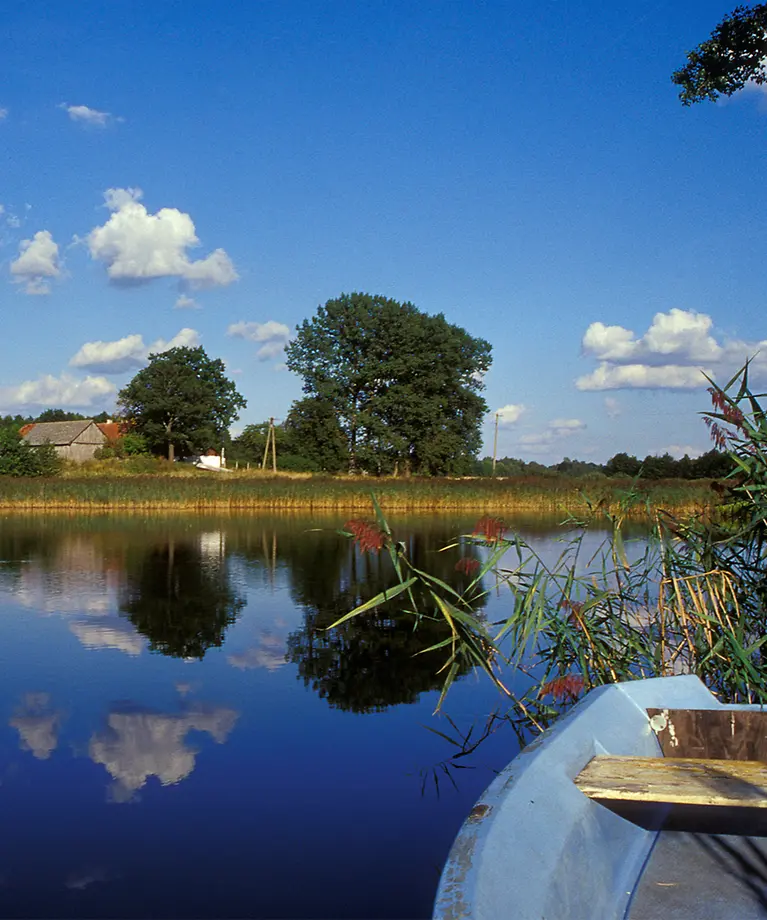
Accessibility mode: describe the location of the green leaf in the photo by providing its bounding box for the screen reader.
[325,577,419,630]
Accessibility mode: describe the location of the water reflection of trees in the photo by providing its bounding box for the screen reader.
[0,517,488,687]
[283,530,486,712]
[119,540,245,659]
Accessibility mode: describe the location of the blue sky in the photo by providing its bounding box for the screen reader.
[1,0,765,463]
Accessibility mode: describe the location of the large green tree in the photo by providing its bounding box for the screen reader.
[673,4,767,104]
[285,293,492,475]
[117,346,246,461]
[283,398,347,472]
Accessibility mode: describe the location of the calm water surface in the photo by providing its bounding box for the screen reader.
[0,512,632,918]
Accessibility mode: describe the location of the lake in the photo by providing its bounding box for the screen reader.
[0,512,630,918]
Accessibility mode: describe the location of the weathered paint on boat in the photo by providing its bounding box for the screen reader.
[432,675,743,920]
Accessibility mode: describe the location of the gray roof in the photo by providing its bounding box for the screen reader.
[23,420,97,446]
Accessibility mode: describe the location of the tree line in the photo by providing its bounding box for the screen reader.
[478,450,734,481]
[228,429,734,480]
[0,289,738,480]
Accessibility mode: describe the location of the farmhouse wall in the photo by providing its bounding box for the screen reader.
[58,441,101,462]
[63,423,107,461]
[23,421,107,463]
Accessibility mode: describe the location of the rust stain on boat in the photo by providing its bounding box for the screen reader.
[435,805,493,918]
[468,804,491,822]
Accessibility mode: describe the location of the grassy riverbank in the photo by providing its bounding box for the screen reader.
[0,466,717,514]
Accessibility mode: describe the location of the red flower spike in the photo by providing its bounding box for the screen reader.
[722,404,745,429]
[344,520,386,553]
[704,419,728,450]
[709,387,727,412]
[540,674,585,702]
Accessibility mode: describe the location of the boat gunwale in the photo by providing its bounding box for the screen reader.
[432,675,751,920]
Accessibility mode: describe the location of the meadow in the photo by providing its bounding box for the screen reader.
[0,458,718,514]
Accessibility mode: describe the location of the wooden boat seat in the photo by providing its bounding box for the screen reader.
[574,708,767,835]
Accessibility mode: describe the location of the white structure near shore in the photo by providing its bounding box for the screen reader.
[189,449,230,471]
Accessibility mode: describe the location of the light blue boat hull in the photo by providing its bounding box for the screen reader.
[433,675,751,920]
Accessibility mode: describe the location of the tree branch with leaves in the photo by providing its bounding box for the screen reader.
[673,4,767,104]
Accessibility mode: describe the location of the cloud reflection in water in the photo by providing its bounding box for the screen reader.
[10,693,64,760]
[89,703,238,801]
[69,618,145,656]
[228,631,287,671]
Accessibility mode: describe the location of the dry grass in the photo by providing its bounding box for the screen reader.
[0,468,717,515]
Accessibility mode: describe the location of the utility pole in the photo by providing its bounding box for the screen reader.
[261,418,278,473]
[270,417,277,473]
[492,412,499,476]
[261,424,270,470]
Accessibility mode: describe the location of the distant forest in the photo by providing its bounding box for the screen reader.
[0,409,112,427]
[472,450,733,480]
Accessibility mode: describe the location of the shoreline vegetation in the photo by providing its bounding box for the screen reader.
[331,363,767,736]
[0,465,719,514]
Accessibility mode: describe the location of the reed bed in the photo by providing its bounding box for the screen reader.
[0,472,715,515]
[330,361,767,752]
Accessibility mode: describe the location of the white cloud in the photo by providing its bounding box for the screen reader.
[70,328,200,374]
[655,444,705,460]
[227,320,291,361]
[254,340,287,361]
[0,373,115,409]
[519,418,586,450]
[493,403,526,426]
[149,327,200,354]
[10,230,61,294]
[577,363,709,391]
[59,103,118,127]
[70,334,146,374]
[180,249,238,289]
[583,310,722,366]
[0,108,7,120]
[549,418,586,433]
[10,693,63,760]
[578,308,767,390]
[741,68,767,99]
[103,187,141,210]
[88,188,238,289]
[174,294,198,309]
[604,397,621,419]
[519,432,555,448]
[89,704,238,799]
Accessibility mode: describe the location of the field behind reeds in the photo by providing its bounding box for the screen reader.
[0,465,717,515]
